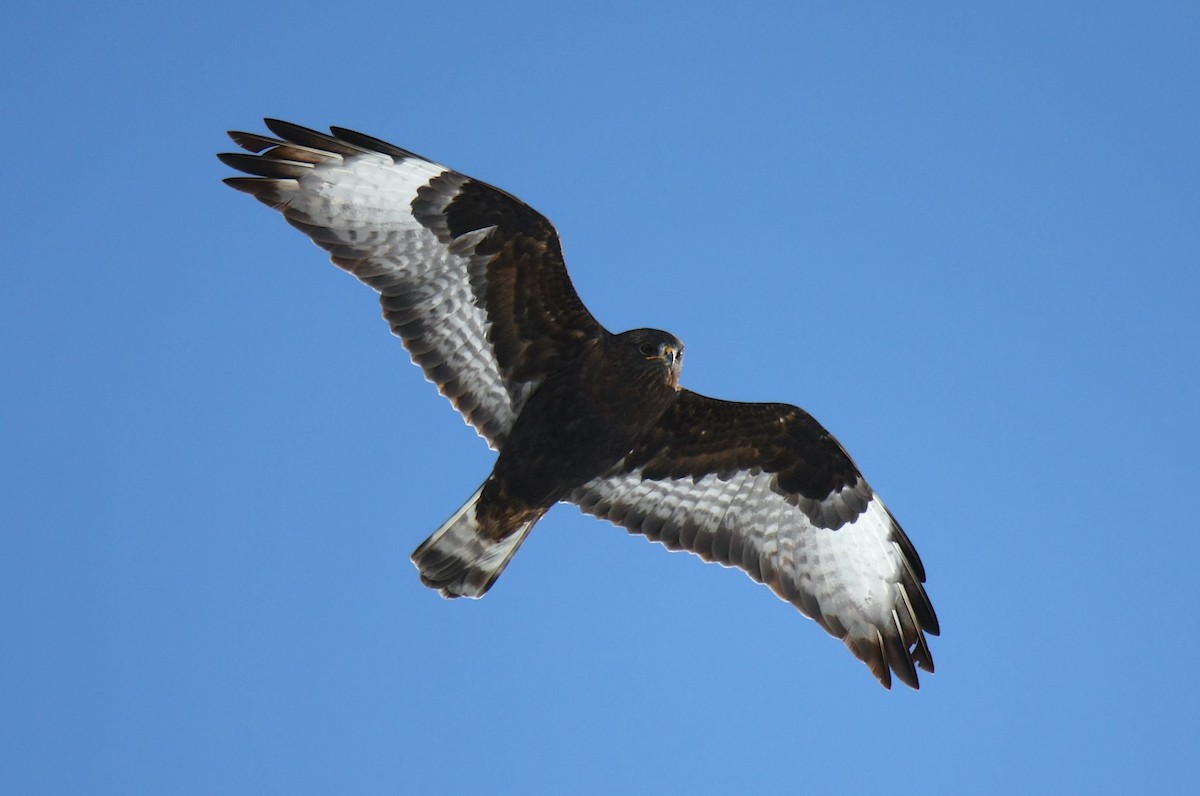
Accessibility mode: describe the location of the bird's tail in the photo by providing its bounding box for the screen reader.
[411,485,539,598]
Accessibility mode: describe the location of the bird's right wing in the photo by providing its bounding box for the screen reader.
[220,119,605,447]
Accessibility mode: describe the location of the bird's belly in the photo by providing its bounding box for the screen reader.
[492,412,645,509]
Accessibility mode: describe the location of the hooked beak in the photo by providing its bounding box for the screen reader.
[660,344,682,388]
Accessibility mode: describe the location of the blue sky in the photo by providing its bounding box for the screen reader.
[4,1,1198,793]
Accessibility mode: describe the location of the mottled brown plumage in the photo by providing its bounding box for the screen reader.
[220,120,939,689]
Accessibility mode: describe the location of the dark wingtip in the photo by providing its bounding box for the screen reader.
[218,151,311,179]
[329,126,417,160]
[221,176,260,192]
[227,130,275,152]
[217,151,259,173]
[221,177,287,208]
[885,614,922,690]
[262,118,313,140]
[913,632,935,674]
[261,118,368,157]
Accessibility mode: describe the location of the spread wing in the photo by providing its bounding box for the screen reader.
[220,120,604,447]
[569,390,939,689]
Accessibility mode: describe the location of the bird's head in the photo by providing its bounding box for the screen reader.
[619,328,684,390]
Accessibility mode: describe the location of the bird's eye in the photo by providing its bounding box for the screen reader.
[639,343,656,356]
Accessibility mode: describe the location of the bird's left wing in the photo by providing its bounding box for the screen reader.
[220,120,605,447]
[568,390,939,689]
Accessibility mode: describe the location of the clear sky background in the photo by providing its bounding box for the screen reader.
[4,2,1198,793]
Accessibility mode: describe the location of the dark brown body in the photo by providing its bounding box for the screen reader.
[478,330,682,540]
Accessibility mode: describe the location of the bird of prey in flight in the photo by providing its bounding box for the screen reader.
[220,120,939,689]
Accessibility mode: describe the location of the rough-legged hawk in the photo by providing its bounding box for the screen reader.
[220,120,939,689]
